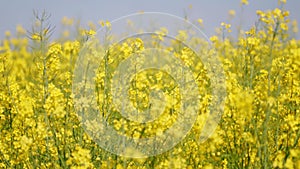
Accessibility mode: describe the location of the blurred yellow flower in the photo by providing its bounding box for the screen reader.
[31,33,41,40]
[198,18,203,26]
[241,0,249,5]
[228,10,236,17]
[280,23,288,31]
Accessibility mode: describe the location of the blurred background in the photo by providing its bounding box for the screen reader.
[0,0,299,39]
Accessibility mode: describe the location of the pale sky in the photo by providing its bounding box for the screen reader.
[0,0,299,39]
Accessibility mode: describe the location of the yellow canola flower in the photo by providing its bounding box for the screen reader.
[292,20,298,33]
[61,16,74,25]
[241,0,249,5]
[280,23,288,31]
[86,29,96,36]
[98,20,111,28]
[210,35,218,43]
[221,22,232,32]
[256,10,265,17]
[31,33,41,40]
[5,31,11,37]
[228,10,236,17]
[272,8,282,18]
[247,37,260,45]
[198,18,203,26]
[279,0,286,4]
[16,25,26,35]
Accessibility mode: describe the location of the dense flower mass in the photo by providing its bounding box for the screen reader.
[0,2,299,169]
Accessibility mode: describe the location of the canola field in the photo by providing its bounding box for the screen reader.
[0,1,299,169]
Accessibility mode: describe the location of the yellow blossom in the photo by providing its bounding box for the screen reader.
[228,10,236,17]
[241,0,249,5]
